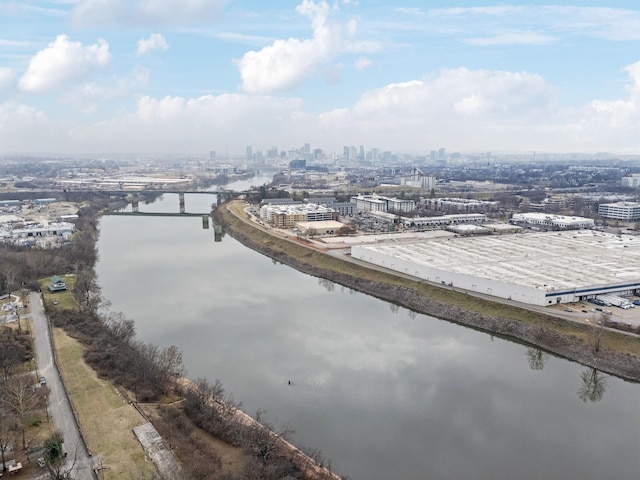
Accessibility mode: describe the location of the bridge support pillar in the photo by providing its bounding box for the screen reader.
[179,193,185,214]
[132,197,139,212]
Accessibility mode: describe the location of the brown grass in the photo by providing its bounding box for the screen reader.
[53,328,155,480]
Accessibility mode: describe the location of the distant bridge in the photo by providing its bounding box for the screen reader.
[102,211,211,217]
[103,189,254,215]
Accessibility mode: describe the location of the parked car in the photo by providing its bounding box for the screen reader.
[633,300,640,306]
[39,376,46,386]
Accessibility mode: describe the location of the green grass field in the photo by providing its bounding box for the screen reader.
[39,275,78,311]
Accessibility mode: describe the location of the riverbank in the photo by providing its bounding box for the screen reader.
[214,201,640,383]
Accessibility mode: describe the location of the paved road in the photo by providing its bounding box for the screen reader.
[30,292,95,480]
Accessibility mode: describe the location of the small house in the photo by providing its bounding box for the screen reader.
[49,275,67,292]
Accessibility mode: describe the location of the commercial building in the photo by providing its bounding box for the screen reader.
[511,213,594,230]
[295,220,344,236]
[598,202,640,221]
[351,194,416,213]
[351,230,640,306]
[424,197,499,214]
[259,203,336,228]
[621,174,640,188]
[401,214,487,228]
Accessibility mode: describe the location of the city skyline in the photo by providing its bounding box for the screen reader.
[2,1,640,155]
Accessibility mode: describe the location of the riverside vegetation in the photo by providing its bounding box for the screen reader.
[214,200,640,383]
[1,195,343,480]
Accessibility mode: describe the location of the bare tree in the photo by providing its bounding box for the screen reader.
[0,408,17,475]
[240,410,295,466]
[0,375,42,449]
[73,268,102,312]
[526,347,549,371]
[578,367,607,402]
[103,311,136,345]
[0,329,27,381]
[591,314,606,353]
[156,345,185,389]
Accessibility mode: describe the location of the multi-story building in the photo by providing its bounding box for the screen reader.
[351,194,416,213]
[621,174,640,188]
[598,202,640,221]
[259,203,337,228]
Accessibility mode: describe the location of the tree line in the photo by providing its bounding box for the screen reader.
[35,198,339,479]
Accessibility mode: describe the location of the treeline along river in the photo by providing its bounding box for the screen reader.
[95,188,640,480]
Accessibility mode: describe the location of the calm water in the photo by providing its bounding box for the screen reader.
[96,192,640,480]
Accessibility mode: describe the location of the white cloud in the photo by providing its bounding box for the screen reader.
[463,31,556,46]
[236,0,379,94]
[0,68,16,93]
[18,35,111,93]
[354,56,371,70]
[0,102,63,153]
[70,0,226,28]
[4,63,640,154]
[136,33,169,56]
[61,67,150,113]
[391,6,640,44]
[68,93,309,153]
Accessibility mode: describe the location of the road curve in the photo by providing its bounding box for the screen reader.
[30,292,95,480]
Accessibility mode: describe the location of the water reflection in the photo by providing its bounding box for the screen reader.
[95,206,640,480]
[318,278,335,292]
[526,347,549,371]
[578,368,608,403]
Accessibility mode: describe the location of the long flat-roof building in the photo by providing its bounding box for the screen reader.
[511,213,594,230]
[351,230,640,306]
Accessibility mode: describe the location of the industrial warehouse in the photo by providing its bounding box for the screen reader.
[351,230,640,306]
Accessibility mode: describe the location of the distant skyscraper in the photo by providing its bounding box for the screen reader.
[209,150,216,160]
[438,147,445,159]
[343,146,350,159]
[246,145,253,163]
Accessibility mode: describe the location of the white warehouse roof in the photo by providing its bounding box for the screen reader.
[351,230,640,305]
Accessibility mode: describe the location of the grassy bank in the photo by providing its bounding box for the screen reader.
[218,201,640,374]
[53,328,153,479]
[38,279,154,479]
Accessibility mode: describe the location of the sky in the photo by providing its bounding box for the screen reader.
[2,0,640,156]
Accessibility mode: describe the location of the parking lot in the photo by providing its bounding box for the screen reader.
[556,298,640,331]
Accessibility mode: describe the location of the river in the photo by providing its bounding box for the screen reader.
[95,182,640,480]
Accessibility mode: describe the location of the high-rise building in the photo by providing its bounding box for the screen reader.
[246,145,253,163]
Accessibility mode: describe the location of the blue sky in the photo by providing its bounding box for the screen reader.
[1,1,640,156]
